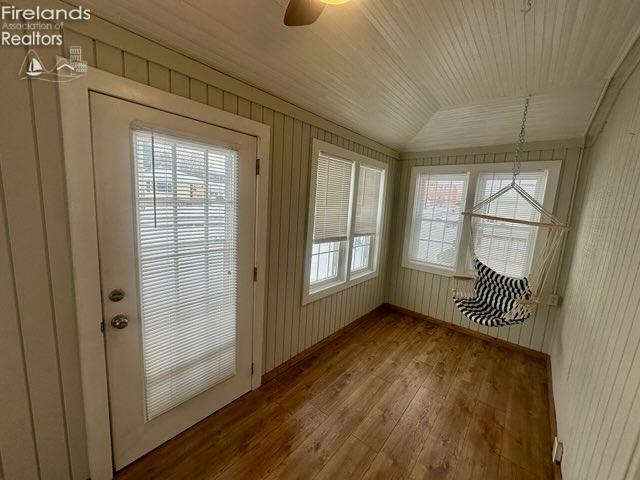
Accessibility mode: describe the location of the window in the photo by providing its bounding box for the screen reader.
[304,139,386,304]
[351,235,372,273]
[310,240,342,284]
[407,173,468,271]
[132,129,238,420]
[402,161,561,278]
[473,171,548,277]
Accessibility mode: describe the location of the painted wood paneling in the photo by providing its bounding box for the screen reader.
[547,51,640,480]
[0,146,40,480]
[0,41,73,480]
[73,0,640,149]
[385,145,581,352]
[0,9,397,478]
[28,42,90,480]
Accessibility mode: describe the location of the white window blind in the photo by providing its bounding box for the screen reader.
[313,152,354,242]
[133,129,238,421]
[354,166,383,236]
[473,171,547,277]
[409,173,468,269]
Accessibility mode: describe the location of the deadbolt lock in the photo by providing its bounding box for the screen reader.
[110,314,129,330]
[109,289,126,302]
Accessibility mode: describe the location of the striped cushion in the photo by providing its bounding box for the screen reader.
[453,258,532,327]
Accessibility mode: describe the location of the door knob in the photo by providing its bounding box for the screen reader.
[111,314,129,329]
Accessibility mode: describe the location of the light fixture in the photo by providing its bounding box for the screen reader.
[284,0,351,27]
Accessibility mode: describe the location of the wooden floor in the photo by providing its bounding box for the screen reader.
[116,308,554,480]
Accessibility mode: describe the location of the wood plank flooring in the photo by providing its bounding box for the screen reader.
[115,309,554,480]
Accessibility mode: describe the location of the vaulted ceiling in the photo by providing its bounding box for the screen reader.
[80,0,640,152]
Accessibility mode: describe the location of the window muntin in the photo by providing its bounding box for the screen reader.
[310,240,344,285]
[351,235,373,273]
[305,140,386,303]
[408,173,468,270]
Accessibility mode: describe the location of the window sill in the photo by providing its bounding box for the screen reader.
[350,268,376,283]
[309,277,345,296]
[303,269,379,306]
[401,258,458,277]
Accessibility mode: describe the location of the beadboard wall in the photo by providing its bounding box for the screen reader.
[0,4,398,479]
[3,2,640,480]
[547,44,640,480]
[385,143,582,352]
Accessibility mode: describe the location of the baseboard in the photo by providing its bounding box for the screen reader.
[262,302,549,384]
[261,304,388,383]
[383,303,549,361]
[546,357,563,480]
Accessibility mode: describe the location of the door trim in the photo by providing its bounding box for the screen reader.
[58,61,270,480]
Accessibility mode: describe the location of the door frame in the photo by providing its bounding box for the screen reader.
[58,62,270,480]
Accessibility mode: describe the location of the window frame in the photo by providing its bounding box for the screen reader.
[402,160,561,277]
[303,139,387,305]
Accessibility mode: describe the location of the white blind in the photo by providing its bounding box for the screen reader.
[409,173,467,269]
[474,171,548,277]
[133,130,238,421]
[313,152,354,242]
[354,166,383,236]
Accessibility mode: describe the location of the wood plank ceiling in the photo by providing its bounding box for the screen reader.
[78,0,640,151]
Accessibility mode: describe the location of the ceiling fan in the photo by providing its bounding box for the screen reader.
[284,0,351,26]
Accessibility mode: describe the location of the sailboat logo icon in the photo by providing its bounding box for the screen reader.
[25,55,45,77]
[18,48,87,82]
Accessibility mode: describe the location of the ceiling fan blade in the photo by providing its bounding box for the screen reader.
[284,0,325,26]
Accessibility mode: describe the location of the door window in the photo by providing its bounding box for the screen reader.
[133,130,239,420]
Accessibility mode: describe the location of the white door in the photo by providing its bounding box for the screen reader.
[90,92,257,470]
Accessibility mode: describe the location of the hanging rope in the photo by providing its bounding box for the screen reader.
[521,0,533,14]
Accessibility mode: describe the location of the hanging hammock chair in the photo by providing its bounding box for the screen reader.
[452,96,569,327]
